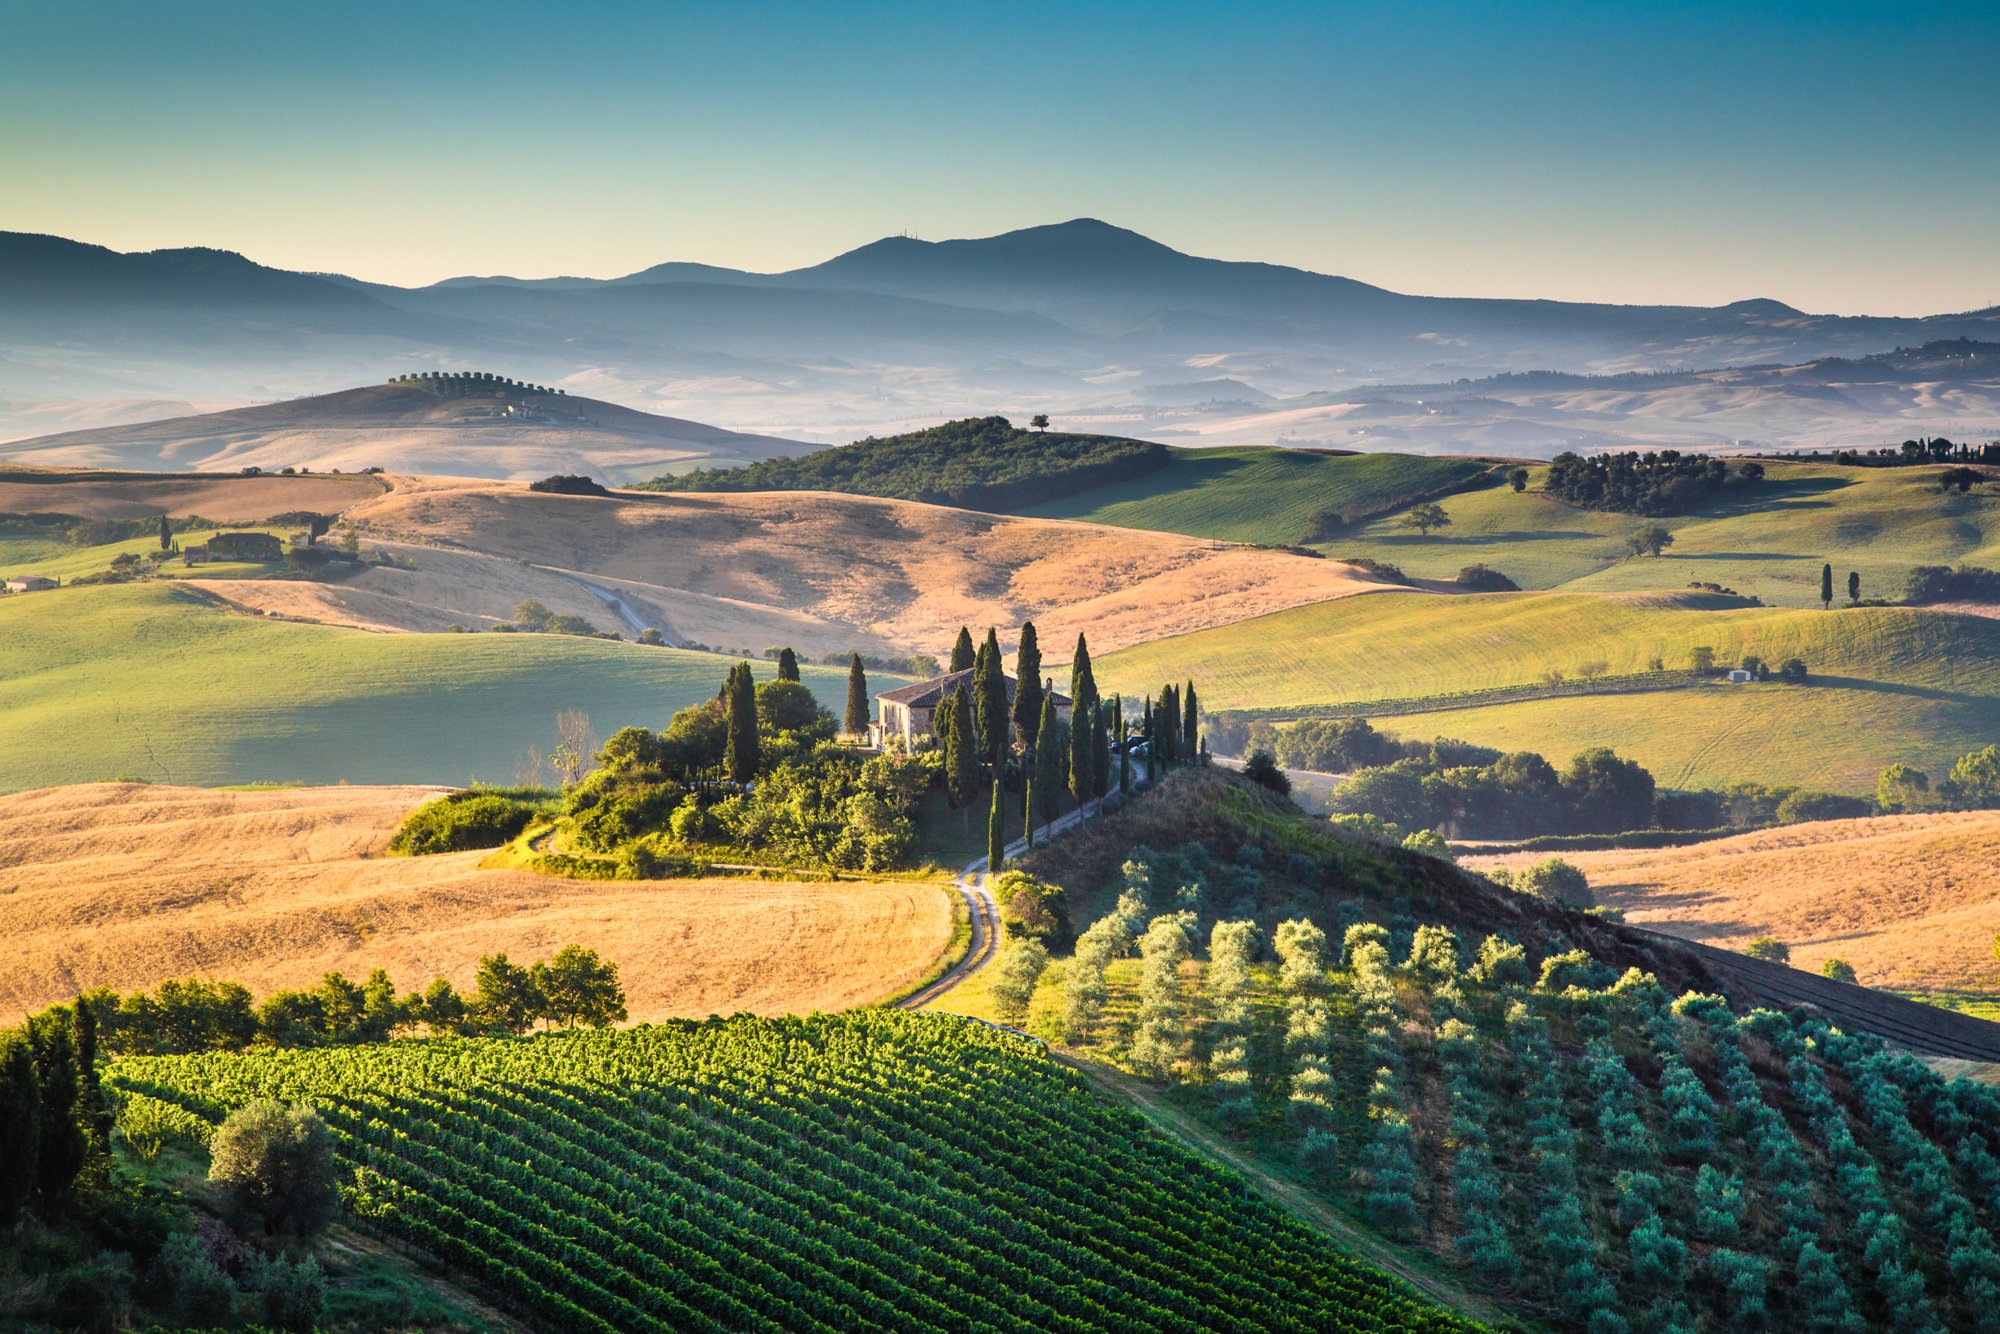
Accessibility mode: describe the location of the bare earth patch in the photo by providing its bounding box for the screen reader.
[1462,811,2000,992]
[0,783,953,1020]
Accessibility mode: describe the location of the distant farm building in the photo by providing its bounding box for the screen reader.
[185,532,282,564]
[4,575,58,592]
[873,669,1071,749]
[1727,669,1754,683]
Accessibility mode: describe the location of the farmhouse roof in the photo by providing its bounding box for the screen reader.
[877,668,1071,709]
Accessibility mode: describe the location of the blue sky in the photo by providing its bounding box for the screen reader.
[4,0,1996,313]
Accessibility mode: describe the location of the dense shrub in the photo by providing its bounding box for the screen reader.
[638,416,1169,510]
[527,474,611,496]
[1453,563,1519,592]
[990,871,1072,947]
[1907,563,2000,604]
[1240,750,1291,794]
[389,791,542,855]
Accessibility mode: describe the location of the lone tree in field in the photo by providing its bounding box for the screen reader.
[950,626,976,673]
[158,514,172,551]
[725,664,760,784]
[1628,525,1674,558]
[208,1100,339,1240]
[1030,414,1051,432]
[530,945,627,1029]
[988,778,1006,871]
[1848,570,1861,603]
[844,653,869,737]
[1401,502,1452,538]
[776,646,800,681]
[1508,467,1530,492]
[1821,563,1834,610]
[551,708,596,787]
[1069,633,1098,801]
[1013,621,1043,749]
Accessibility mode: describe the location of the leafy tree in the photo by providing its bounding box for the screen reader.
[844,653,869,737]
[1513,857,1593,909]
[1821,562,1834,609]
[1689,645,1716,674]
[1508,467,1530,492]
[1777,656,1808,683]
[1401,502,1452,537]
[1876,762,1929,811]
[1561,746,1656,833]
[1820,957,1858,983]
[469,953,541,1035]
[1742,937,1790,963]
[989,939,1049,1026]
[756,679,834,739]
[1029,413,1050,432]
[208,1100,340,1239]
[724,663,760,784]
[1627,524,1674,558]
[1242,750,1290,794]
[1131,916,1194,1077]
[1950,743,2000,804]
[950,626,975,672]
[530,946,627,1028]
[1013,622,1043,747]
[775,646,800,681]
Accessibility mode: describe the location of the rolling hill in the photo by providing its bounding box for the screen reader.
[1098,590,2000,791]
[0,782,952,1021]
[0,378,812,481]
[0,581,898,790]
[1462,810,2000,994]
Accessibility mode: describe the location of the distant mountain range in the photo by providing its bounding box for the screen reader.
[4,219,1998,452]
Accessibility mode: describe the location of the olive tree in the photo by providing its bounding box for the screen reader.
[208,1100,339,1239]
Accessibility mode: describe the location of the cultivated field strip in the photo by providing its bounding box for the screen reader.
[108,1011,1482,1333]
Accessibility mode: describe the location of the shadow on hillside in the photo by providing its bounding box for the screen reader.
[1805,674,1996,708]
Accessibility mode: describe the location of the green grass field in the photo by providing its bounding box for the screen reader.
[0,583,903,791]
[1328,464,2000,607]
[1099,590,2000,791]
[1019,447,1491,545]
[0,526,292,584]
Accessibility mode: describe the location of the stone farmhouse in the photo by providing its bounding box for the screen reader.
[873,669,1071,749]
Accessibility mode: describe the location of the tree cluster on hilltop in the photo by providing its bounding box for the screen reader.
[634,416,1169,510]
[1542,450,1762,515]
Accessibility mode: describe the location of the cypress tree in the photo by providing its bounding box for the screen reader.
[1033,693,1064,825]
[724,663,760,784]
[1848,570,1861,603]
[157,513,171,552]
[950,626,975,672]
[988,776,1006,871]
[1023,772,1035,849]
[27,1020,83,1209]
[1013,622,1043,748]
[974,628,1009,766]
[1183,681,1200,754]
[1091,699,1111,799]
[1158,686,1179,765]
[73,1001,108,1156]
[1117,699,1131,794]
[942,685,979,822]
[844,653,870,738]
[776,646,800,681]
[1820,563,1833,610]
[1069,634,1098,802]
[0,1036,36,1228]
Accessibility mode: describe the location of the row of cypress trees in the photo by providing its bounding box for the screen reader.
[1,1003,106,1230]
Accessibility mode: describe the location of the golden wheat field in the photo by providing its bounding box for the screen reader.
[0,783,954,1020]
[247,475,1394,654]
[1462,811,2000,992]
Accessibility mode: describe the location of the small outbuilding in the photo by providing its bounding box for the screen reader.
[1727,668,1754,683]
[4,575,57,592]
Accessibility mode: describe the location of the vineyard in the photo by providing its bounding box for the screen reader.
[105,1010,1480,1333]
[1032,845,2000,1333]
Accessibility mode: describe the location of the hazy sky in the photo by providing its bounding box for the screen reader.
[5,1,1997,314]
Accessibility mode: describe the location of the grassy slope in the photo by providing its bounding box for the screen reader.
[1329,463,2000,607]
[0,583,903,790]
[1098,591,2000,791]
[0,526,289,584]
[1019,447,1489,545]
